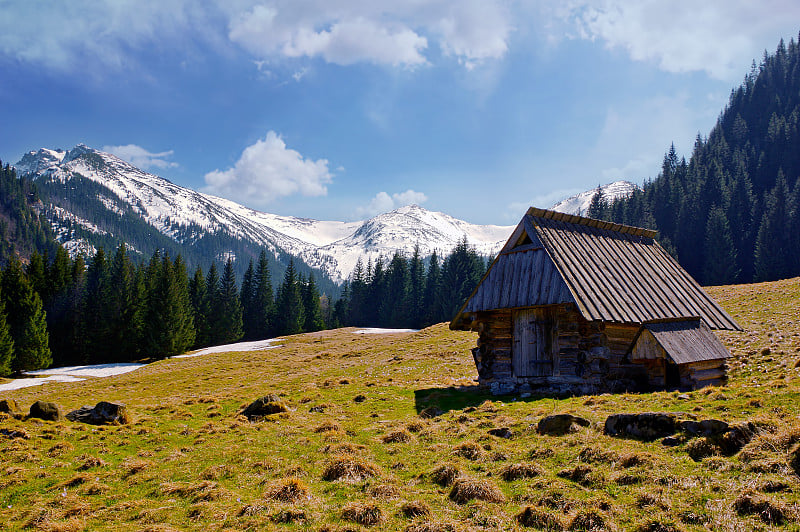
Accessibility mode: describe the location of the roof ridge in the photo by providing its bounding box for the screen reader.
[526,207,658,239]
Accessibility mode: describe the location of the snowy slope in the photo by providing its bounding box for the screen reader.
[550,181,639,216]
[16,145,513,282]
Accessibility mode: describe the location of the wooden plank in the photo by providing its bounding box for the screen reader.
[692,367,726,381]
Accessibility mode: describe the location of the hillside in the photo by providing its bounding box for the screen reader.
[1,278,799,530]
[600,35,800,286]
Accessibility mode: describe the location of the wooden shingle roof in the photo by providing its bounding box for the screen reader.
[628,318,732,364]
[451,208,741,331]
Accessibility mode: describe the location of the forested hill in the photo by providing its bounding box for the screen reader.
[0,162,60,264]
[591,34,800,286]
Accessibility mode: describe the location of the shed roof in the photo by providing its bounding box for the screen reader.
[628,318,732,364]
[451,208,741,331]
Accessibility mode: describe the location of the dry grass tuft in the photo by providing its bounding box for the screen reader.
[314,420,341,433]
[516,506,564,530]
[47,441,74,457]
[270,508,308,524]
[368,483,401,499]
[76,456,107,471]
[122,459,152,478]
[578,446,617,463]
[238,503,267,517]
[382,429,413,443]
[734,490,787,525]
[557,465,603,487]
[419,406,443,419]
[686,437,719,461]
[448,477,505,504]
[406,420,427,433]
[452,441,483,460]
[430,464,460,487]
[635,520,681,532]
[341,500,383,526]
[568,509,606,531]
[321,442,366,455]
[265,477,309,503]
[619,452,651,468]
[160,480,220,503]
[404,522,460,532]
[57,473,91,489]
[538,491,576,513]
[400,500,432,518]
[500,462,543,481]
[200,464,232,480]
[321,457,379,481]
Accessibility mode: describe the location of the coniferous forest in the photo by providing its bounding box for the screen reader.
[588,35,800,286]
[0,238,487,376]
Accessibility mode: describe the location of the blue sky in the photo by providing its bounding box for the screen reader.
[1,1,798,225]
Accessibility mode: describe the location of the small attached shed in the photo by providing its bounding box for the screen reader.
[628,318,731,389]
[450,207,741,395]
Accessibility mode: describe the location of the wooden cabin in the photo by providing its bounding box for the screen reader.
[450,208,741,395]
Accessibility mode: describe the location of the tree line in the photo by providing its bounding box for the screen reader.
[0,238,488,376]
[587,35,800,286]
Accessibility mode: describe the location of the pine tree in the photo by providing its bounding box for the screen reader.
[202,262,220,345]
[1,257,51,372]
[275,259,304,335]
[754,174,792,281]
[106,244,144,361]
[81,248,110,363]
[586,186,607,219]
[385,252,410,327]
[439,238,484,322]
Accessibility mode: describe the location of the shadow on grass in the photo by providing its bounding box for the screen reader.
[413,386,494,415]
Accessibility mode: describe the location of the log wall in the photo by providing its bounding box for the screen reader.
[469,303,647,395]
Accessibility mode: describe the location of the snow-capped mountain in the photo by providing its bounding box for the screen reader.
[16,145,513,282]
[550,180,639,216]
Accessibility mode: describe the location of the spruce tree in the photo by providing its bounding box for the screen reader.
[202,262,220,344]
[189,266,209,348]
[1,257,51,372]
[106,244,144,361]
[252,250,275,338]
[143,253,195,358]
[275,259,304,335]
[409,245,425,328]
[302,273,324,332]
[0,297,14,377]
[81,248,110,363]
[754,175,792,281]
[703,206,739,285]
[213,258,243,344]
[240,259,256,339]
[586,187,607,219]
[439,238,484,322]
[423,250,442,325]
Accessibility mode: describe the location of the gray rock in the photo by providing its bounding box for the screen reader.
[537,414,591,436]
[488,427,513,439]
[604,413,679,441]
[66,401,130,425]
[0,398,23,418]
[29,401,63,422]
[241,395,288,420]
[680,419,729,437]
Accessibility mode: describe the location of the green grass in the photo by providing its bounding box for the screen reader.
[1,278,800,530]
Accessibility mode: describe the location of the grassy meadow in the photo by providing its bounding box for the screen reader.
[1,278,799,531]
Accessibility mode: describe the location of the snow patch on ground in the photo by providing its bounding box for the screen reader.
[26,363,146,378]
[0,375,85,392]
[175,338,283,358]
[353,328,419,334]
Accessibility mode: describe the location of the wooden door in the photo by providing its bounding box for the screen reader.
[512,308,555,377]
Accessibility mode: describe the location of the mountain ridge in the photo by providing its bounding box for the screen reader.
[15,145,514,282]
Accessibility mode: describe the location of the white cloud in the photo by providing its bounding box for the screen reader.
[103,144,177,170]
[0,1,512,73]
[357,189,428,218]
[203,131,332,206]
[561,0,800,80]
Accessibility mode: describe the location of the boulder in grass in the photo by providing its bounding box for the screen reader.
[241,394,288,420]
[66,401,131,425]
[537,414,590,436]
[789,444,800,477]
[604,413,679,441]
[0,398,24,419]
[29,401,63,421]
